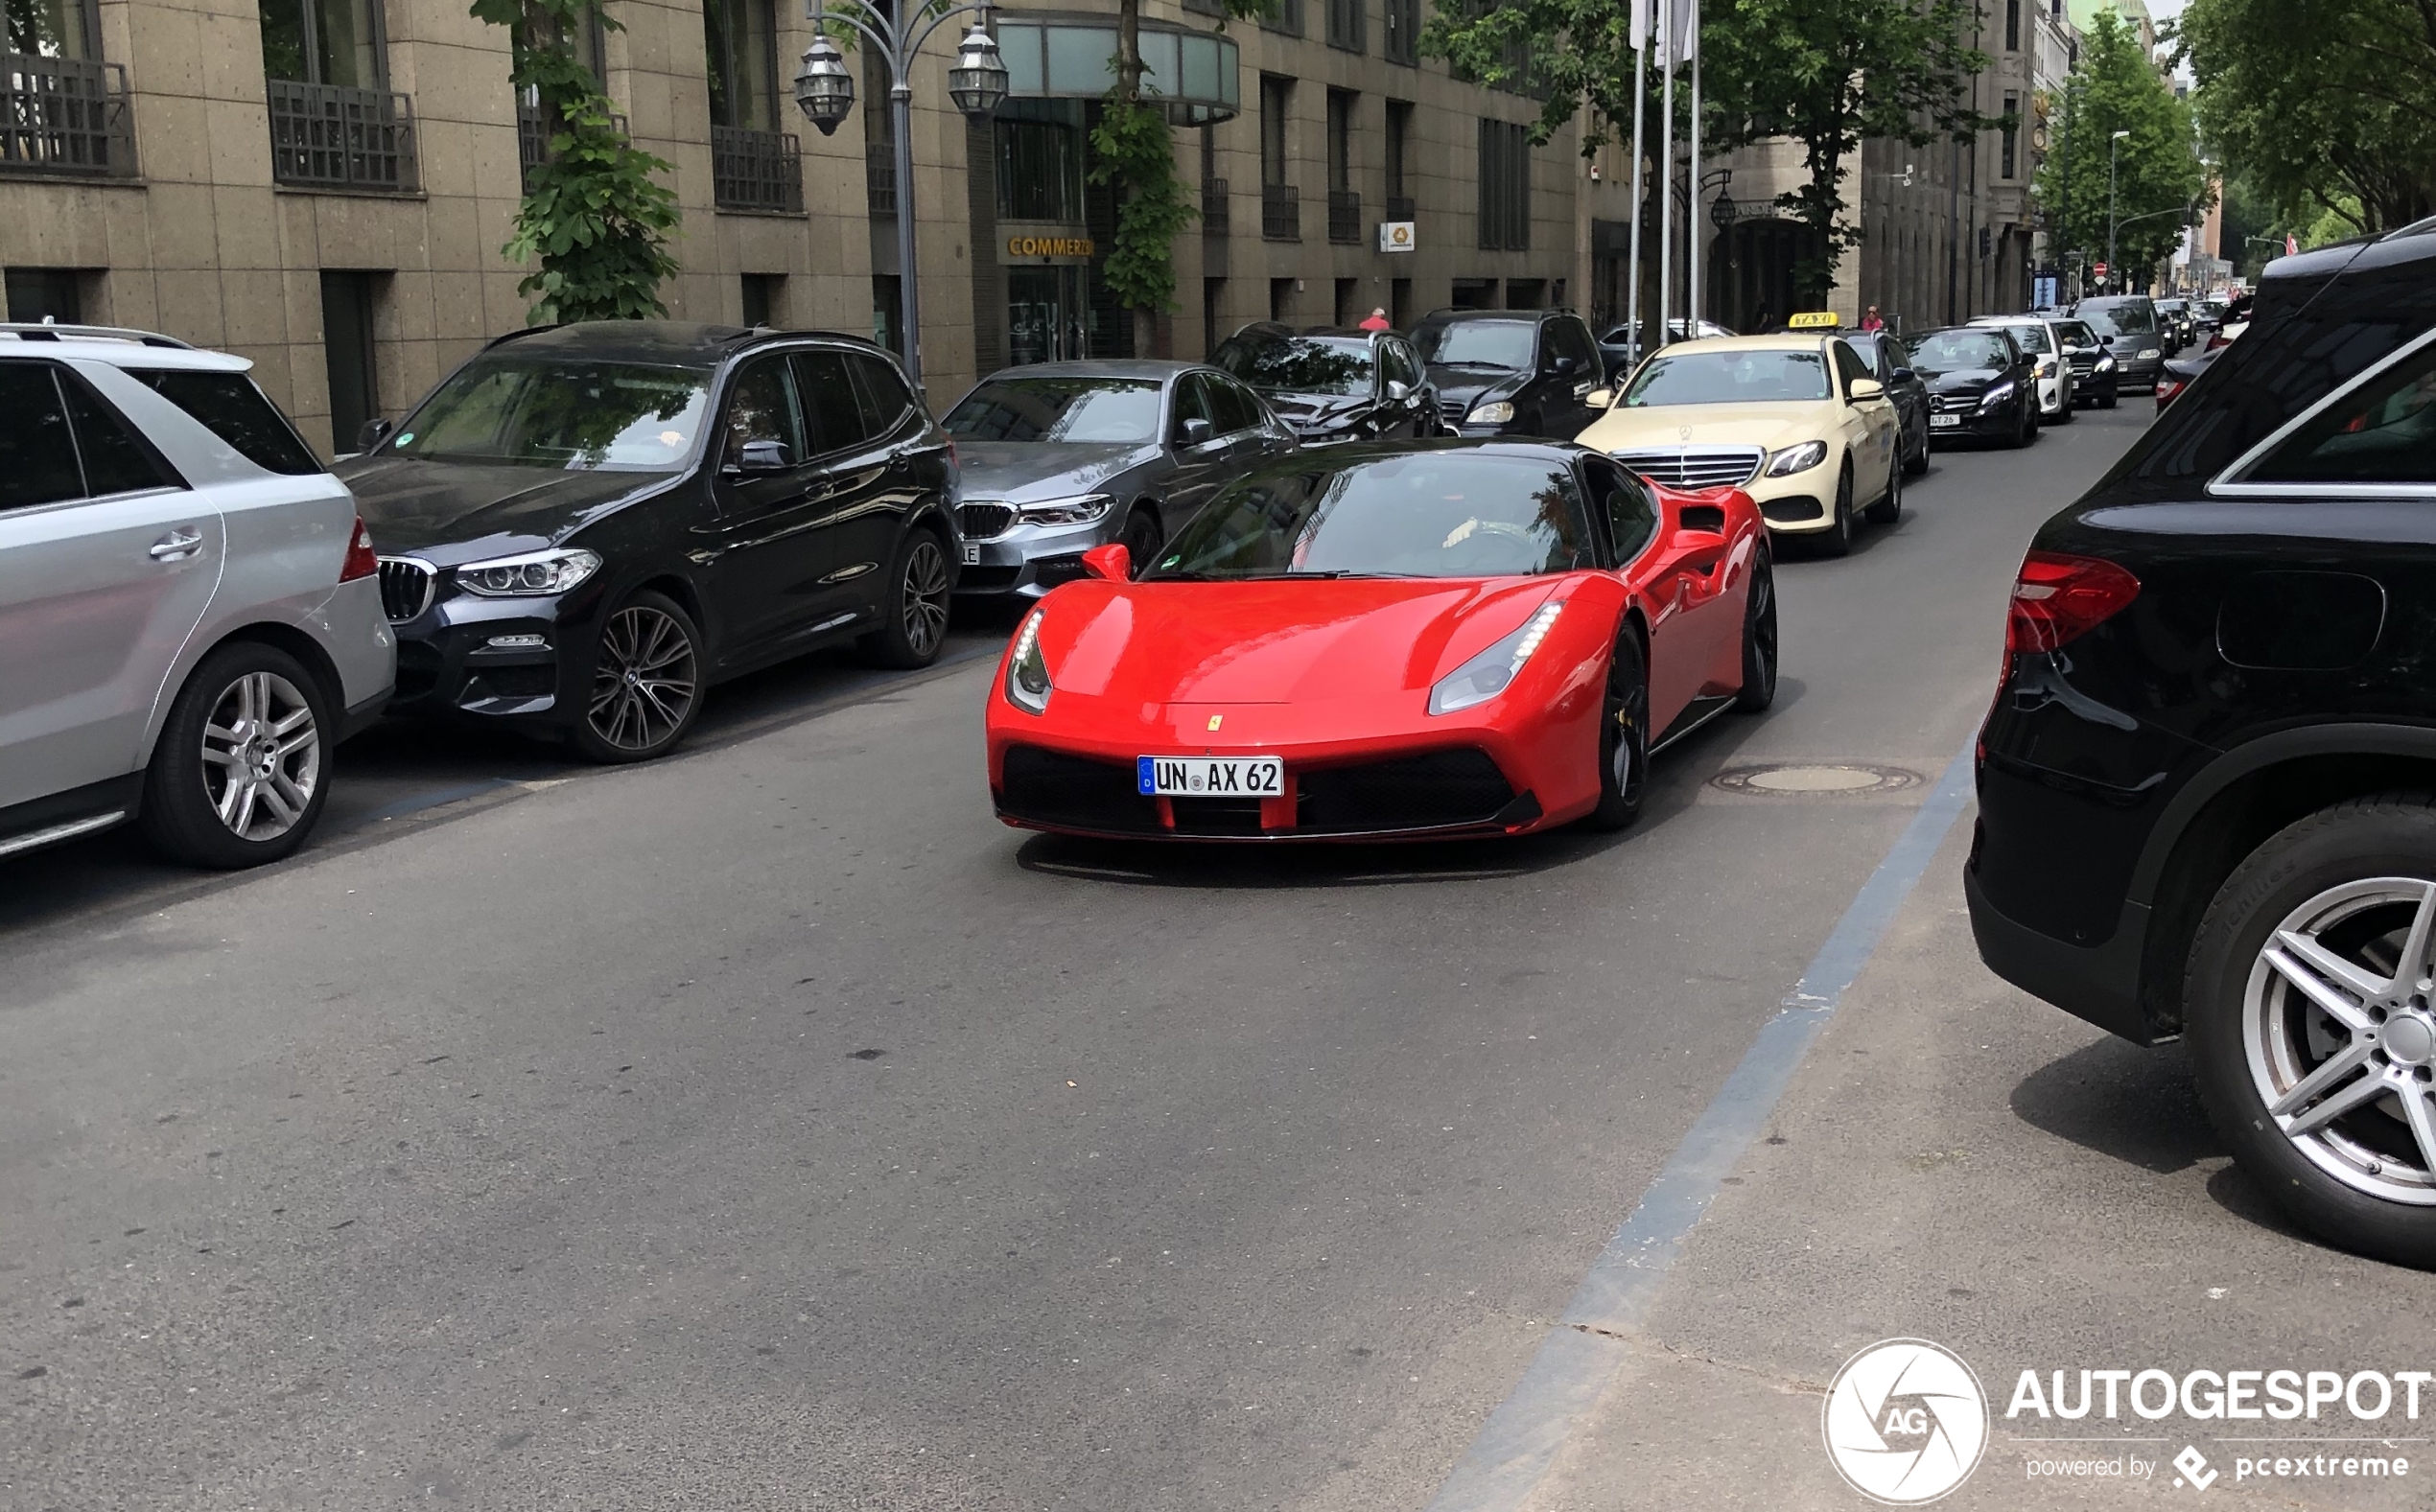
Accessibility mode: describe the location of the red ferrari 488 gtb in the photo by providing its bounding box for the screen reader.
[984,441,1775,841]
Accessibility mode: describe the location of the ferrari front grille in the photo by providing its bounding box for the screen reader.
[1609,446,1764,490]
[958,502,1017,540]
[377,557,434,623]
[1296,749,1515,834]
[997,746,1161,834]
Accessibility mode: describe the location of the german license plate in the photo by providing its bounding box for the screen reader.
[1137,756,1284,798]
[961,543,981,565]
[1930,413,1962,429]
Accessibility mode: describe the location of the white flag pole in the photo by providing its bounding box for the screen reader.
[1657,0,1675,346]
[1626,0,1648,361]
[1687,0,1700,333]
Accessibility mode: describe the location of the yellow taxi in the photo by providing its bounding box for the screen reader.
[1578,316,1903,557]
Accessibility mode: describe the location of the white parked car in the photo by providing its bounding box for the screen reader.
[0,323,394,867]
[1969,314,2076,423]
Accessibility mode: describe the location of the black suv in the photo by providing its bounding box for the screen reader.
[2069,294,2168,393]
[1209,324,1438,443]
[1967,222,2436,1266]
[1412,309,1605,439]
[342,322,958,762]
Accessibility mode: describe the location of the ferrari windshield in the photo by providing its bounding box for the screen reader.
[1212,333,1375,395]
[942,377,1163,443]
[1622,349,1831,406]
[388,360,712,471]
[1149,452,1595,579]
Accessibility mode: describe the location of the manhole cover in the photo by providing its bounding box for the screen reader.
[1710,763,1923,796]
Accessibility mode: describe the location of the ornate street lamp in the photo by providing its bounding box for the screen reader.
[796,0,1004,386]
[1709,190,1736,233]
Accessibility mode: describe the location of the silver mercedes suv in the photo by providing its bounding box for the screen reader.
[0,323,394,867]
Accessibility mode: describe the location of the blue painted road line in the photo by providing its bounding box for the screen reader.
[1422,738,1979,1512]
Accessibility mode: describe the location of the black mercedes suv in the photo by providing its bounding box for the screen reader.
[1412,308,1606,439]
[342,322,959,762]
[1967,221,2436,1267]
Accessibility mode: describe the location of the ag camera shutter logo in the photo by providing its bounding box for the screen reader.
[1823,1338,1990,1503]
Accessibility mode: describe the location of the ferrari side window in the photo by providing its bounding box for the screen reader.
[1588,460,1657,561]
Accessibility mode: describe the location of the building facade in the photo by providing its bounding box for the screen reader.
[0,0,1622,454]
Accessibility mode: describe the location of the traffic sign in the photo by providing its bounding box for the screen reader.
[2094,261,2110,280]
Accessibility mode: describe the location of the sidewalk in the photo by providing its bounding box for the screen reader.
[1521,817,2435,1511]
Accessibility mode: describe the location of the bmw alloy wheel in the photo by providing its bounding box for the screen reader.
[200,670,321,842]
[2244,877,2436,1204]
[589,603,698,754]
[902,536,950,658]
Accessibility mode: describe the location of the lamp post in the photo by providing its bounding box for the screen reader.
[795,0,1009,388]
[2106,128,2130,293]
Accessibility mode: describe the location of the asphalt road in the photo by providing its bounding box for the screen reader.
[3,403,2150,1511]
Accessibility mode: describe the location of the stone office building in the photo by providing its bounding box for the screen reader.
[0,0,1624,454]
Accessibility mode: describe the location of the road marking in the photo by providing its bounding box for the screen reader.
[1422,737,1979,1512]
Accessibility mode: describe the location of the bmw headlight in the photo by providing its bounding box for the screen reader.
[1979,381,2018,408]
[1018,493,1116,528]
[2139,347,2162,360]
[1765,439,1828,477]
[1005,608,1051,715]
[2096,355,2116,373]
[1428,601,1564,716]
[1467,400,1516,424]
[455,547,601,597]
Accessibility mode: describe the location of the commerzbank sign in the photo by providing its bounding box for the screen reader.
[1002,234,1095,264]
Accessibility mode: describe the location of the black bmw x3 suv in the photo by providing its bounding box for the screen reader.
[1968,221,2436,1266]
[343,322,958,762]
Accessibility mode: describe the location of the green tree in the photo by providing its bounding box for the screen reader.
[2033,12,2207,290]
[2179,0,2436,232]
[1429,0,1991,310]
[470,0,683,322]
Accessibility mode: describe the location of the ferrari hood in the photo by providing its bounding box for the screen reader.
[954,441,1160,503]
[1035,576,1562,707]
[1588,401,1836,454]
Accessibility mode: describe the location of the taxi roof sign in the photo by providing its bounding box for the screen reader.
[1786,311,1840,330]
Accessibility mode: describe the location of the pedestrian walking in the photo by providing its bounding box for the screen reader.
[1359,308,1392,332]
[1861,305,1886,332]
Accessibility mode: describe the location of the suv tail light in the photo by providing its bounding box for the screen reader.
[2156,373,2189,408]
[340,516,379,583]
[2006,550,2140,654]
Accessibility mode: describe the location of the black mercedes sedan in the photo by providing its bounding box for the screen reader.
[1967,221,2436,1268]
[1906,326,2040,448]
[343,321,958,763]
[940,361,1297,598]
[1208,325,1438,444]
[1413,308,1606,439]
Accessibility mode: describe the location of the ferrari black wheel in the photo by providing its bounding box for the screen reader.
[1734,550,1777,713]
[1585,630,1650,832]
[1815,463,1855,558]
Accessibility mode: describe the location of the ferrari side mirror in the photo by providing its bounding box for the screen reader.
[1082,543,1132,581]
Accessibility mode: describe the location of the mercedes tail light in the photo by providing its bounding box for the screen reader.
[2006,550,2140,655]
[340,516,379,583]
[2157,374,2190,408]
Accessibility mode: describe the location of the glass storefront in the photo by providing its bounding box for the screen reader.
[1007,266,1089,365]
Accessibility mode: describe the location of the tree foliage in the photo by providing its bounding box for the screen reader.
[1427,0,1991,305]
[470,0,683,323]
[2031,12,2208,286]
[2179,0,2436,231]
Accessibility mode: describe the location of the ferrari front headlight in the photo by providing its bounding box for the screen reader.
[454,547,601,597]
[1467,401,1516,424]
[1428,601,1565,716]
[1006,608,1051,714]
[1765,439,1828,477]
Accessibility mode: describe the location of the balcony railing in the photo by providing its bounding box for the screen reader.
[269,80,416,191]
[1202,175,1229,237]
[1261,182,1299,242]
[1386,194,1416,222]
[1,52,135,176]
[865,139,895,214]
[516,99,627,194]
[1327,188,1361,244]
[713,124,803,213]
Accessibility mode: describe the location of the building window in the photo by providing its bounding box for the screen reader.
[1382,0,1417,64]
[1385,99,1414,219]
[2005,0,2020,51]
[2002,91,2018,179]
[1477,118,1530,251]
[997,100,1085,222]
[1261,0,1304,36]
[260,0,386,87]
[1325,88,1359,242]
[704,0,779,130]
[1270,276,1293,322]
[1260,75,1297,240]
[319,270,382,454]
[7,0,99,58]
[5,267,85,322]
[871,275,902,353]
[1325,0,1363,54]
[741,272,784,327]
